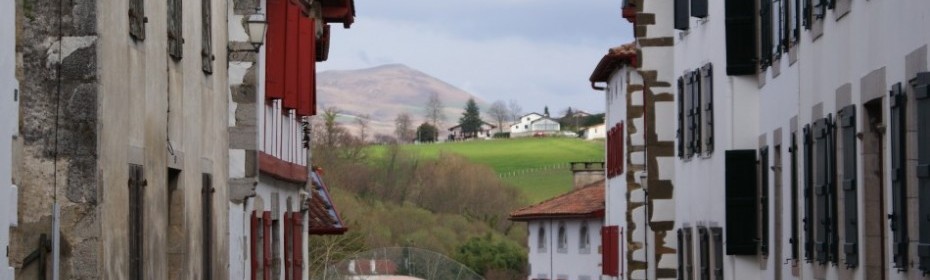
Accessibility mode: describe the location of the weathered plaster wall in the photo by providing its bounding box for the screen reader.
[13,0,230,278]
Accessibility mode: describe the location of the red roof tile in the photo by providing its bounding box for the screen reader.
[509,181,605,221]
[308,169,348,235]
[589,43,638,88]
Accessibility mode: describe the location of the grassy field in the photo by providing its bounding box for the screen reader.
[370,137,604,202]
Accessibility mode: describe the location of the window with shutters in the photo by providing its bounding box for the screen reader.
[201,0,213,74]
[557,223,567,253]
[168,0,182,59]
[698,227,710,280]
[759,146,770,256]
[838,105,859,268]
[691,0,708,18]
[128,164,144,280]
[802,125,814,262]
[812,116,839,265]
[538,226,546,252]
[675,0,690,30]
[202,174,214,279]
[889,82,908,270]
[725,0,758,75]
[725,150,759,255]
[711,227,724,279]
[759,0,773,68]
[129,0,145,40]
[790,132,801,261]
[702,64,714,154]
[912,73,930,273]
[579,223,591,254]
[678,77,686,158]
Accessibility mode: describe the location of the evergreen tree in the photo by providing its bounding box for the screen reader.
[544,106,550,117]
[459,98,482,138]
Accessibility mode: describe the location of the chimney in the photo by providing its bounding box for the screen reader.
[570,162,605,189]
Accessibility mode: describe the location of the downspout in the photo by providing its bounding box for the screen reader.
[51,0,65,277]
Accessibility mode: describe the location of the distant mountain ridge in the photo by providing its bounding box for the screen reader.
[317,64,488,138]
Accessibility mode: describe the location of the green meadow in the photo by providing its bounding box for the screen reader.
[370,137,604,202]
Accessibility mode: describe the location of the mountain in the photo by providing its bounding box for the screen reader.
[317,64,487,138]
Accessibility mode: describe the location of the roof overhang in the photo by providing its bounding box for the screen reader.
[321,0,356,28]
[509,209,605,222]
[589,44,638,90]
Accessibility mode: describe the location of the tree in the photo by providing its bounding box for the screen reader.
[355,114,370,143]
[394,112,414,143]
[415,122,438,143]
[543,106,550,117]
[424,92,445,128]
[459,98,483,139]
[487,100,509,133]
[508,99,522,122]
[454,234,526,277]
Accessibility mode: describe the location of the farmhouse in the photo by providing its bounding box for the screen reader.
[510,113,562,137]
[448,121,497,140]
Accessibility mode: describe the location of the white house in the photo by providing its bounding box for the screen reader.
[227,0,353,279]
[580,124,606,140]
[511,178,605,280]
[510,113,561,137]
[1,0,17,276]
[667,0,930,279]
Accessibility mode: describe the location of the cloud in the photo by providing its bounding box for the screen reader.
[318,0,633,114]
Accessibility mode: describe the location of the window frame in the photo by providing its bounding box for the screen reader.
[557,223,568,253]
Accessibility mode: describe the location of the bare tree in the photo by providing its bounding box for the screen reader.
[424,92,445,128]
[355,114,370,144]
[487,100,509,134]
[320,107,342,148]
[394,112,414,143]
[508,99,522,122]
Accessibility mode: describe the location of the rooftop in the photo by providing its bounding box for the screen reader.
[509,180,604,221]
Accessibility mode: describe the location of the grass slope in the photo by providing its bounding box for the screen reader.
[373,137,604,202]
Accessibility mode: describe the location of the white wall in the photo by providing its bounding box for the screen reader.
[603,67,630,280]
[583,124,606,140]
[526,219,603,280]
[511,113,545,134]
[1,0,17,274]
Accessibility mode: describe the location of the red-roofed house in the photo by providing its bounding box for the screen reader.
[510,163,606,280]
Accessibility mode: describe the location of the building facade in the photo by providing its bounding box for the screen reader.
[668,0,930,279]
[2,0,18,277]
[510,113,562,137]
[11,0,231,278]
[226,0,353,279]
[511,179,605,280]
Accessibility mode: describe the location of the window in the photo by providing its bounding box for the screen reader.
[759,0,773,68]
[129,0,145,40]
[168,0,182,59]
[691,0,708,18]
[579,223,591,253]
[251,211,273,280]
[802,0,812,30]
[838,105,859,268]
[538,226,546,252]
[725,0,758,75]
[128,164,145,280]
[914,73,930,273]
[698,227,710,280]
[674,0,690,30]
[202,174,214,279]
[802,124,814,262]
[201,0,213,74]
[812,116,838,265]
[557,223,567,253]
[889,82,908,270]
[679,66,715,159]
[725,150,759,255]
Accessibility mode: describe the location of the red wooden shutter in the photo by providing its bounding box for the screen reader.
[284,212,293,280]
[293,213,304,280]
[296,17,316,116]
[602,226,619,276]
[263,211,272,280]
[618,122,625,174]
[265,0,287,100]
[283,1,300,110]
[251,212,260,280]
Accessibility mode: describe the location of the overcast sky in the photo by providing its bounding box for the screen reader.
[317,0,634,115]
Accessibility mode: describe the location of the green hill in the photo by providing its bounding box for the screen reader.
[371,137,605,202]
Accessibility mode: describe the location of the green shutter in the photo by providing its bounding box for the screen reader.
[838,105,858,268]
[913,73,930,273]
[890,82,909,270]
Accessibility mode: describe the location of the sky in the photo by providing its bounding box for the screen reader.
[317,0,634,115]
